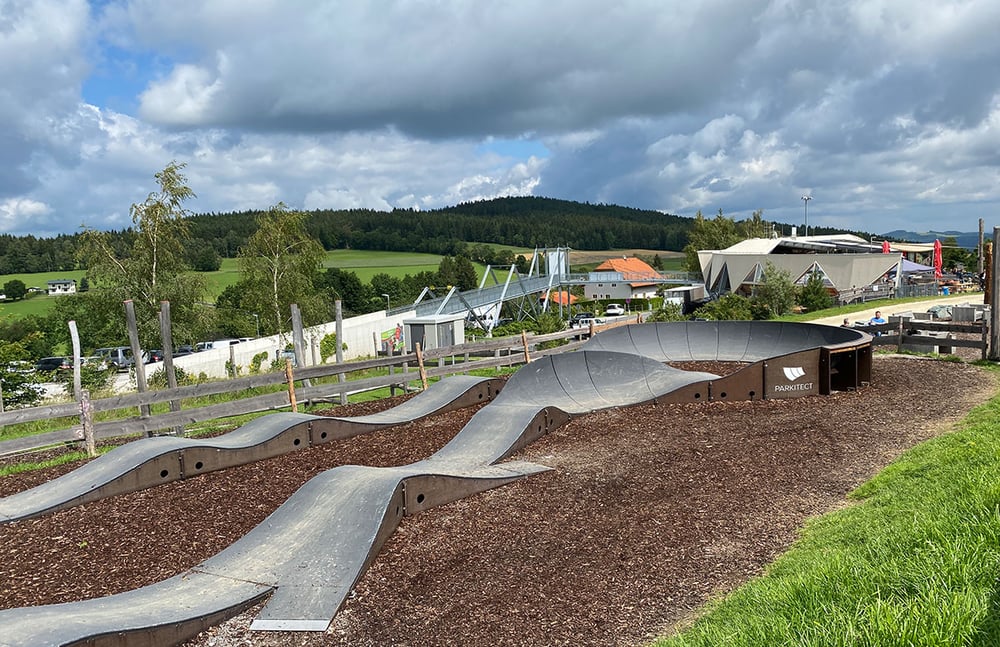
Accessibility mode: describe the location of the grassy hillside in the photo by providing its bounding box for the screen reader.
[0,249,505,318]
[0,245,678,319]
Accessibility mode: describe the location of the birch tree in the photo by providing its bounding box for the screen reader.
[73,161,207,348]
[238,203,326,336]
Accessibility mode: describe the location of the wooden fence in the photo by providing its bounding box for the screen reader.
[0,321,622,457]
[856,319,989,360]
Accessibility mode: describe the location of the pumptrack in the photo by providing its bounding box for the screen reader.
[0,321,871,645]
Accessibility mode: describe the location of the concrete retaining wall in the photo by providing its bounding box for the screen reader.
[157,309,417,379]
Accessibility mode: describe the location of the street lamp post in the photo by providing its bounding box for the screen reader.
[252,313,260,338]
[801,195,812,237]
[381,293,390,311]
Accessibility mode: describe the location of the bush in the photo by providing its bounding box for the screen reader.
[148,365,196,388]
[695,293,754,320]
[752,260,798,317]
[320,333,347,362]
[647,302,686,322]
[249,352,268,374]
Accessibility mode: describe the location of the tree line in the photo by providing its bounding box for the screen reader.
[0,198,693,277]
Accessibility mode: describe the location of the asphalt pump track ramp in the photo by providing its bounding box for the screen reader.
[0,321,871,645]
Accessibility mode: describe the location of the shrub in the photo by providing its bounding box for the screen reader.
[249,352,268,374]
[695,293,754,320]
[320,333,347,362]
[647,302,686,322]
[148,365,196,388]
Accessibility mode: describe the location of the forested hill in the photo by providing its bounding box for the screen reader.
[0,197,691,275]
[188,197,691,260]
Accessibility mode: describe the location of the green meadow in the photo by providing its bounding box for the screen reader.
[0,248,526,319]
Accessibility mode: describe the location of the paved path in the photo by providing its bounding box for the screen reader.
[808,293,987,327]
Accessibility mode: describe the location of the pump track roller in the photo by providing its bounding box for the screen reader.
[0,321,871,646]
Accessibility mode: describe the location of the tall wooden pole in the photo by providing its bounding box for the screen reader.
[989,232,998,360]
[159,302,182,435]
[124,300,151,425]
[335,300,346,405]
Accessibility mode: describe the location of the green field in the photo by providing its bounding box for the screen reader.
[0,249,502,318]
[0,245,673,319]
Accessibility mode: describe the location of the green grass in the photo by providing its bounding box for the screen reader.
[778,292,980,323]
[0,450,97,477]
[0,249,503,318]
[656,364,1000,647]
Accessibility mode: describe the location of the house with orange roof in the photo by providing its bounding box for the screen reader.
[584,256,660,301]
[539,289,578,306]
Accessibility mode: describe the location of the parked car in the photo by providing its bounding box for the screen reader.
[174,345,196,356]
[34,356,71,374]
[94,346,146,372]
[570,312,596,326]
[604,303,626,316]
[146,349,165,364]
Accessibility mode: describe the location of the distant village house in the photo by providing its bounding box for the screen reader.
[47,279,77,295]
[583,256,660,301]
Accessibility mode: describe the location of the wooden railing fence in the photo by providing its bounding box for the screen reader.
[0,320,630,457]
[856,319,989,360]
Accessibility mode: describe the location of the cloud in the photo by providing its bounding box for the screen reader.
[3,0,1000,239]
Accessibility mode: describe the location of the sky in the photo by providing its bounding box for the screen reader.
[3,0,1000,240]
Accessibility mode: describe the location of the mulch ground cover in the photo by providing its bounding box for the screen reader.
[0,354,993,646]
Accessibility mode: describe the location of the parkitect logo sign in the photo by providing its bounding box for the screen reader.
[773,365,814,393]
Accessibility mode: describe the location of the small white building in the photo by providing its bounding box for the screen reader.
[46,279,77,295]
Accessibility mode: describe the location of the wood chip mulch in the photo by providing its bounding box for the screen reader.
[0,355,994,646]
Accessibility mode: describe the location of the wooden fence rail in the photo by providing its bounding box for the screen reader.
[857,319,989,360]
[0,325,598,457]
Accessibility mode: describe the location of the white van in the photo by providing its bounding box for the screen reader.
[195,339,239,352]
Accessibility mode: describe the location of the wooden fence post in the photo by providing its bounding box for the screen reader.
[335,300,346,405]
[124,300,151,425]
[291,304,311,389]
[159,302,183,435]
[984,312,992,362]
[80,389,96,457]
[284,359,298,413]
[69,320,82,403]
[415,343,428,390]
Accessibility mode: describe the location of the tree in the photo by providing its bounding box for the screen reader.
[798,270,834,312]
[940,236,976,272]
[0,340,44,408]
[683,209,742,273]
[74,161,207,348]
[370,273,404,306]
[439,255,479,291]
[740,209,771,239]
[3,279,26,301]
[692,293,753,320]
[0,316,55,358]
[238,203,327,336]
[185,239,223,271]
[752,261,798,318]
[317,268,374,315]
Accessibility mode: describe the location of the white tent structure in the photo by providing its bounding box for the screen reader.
[697,234,903,301]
